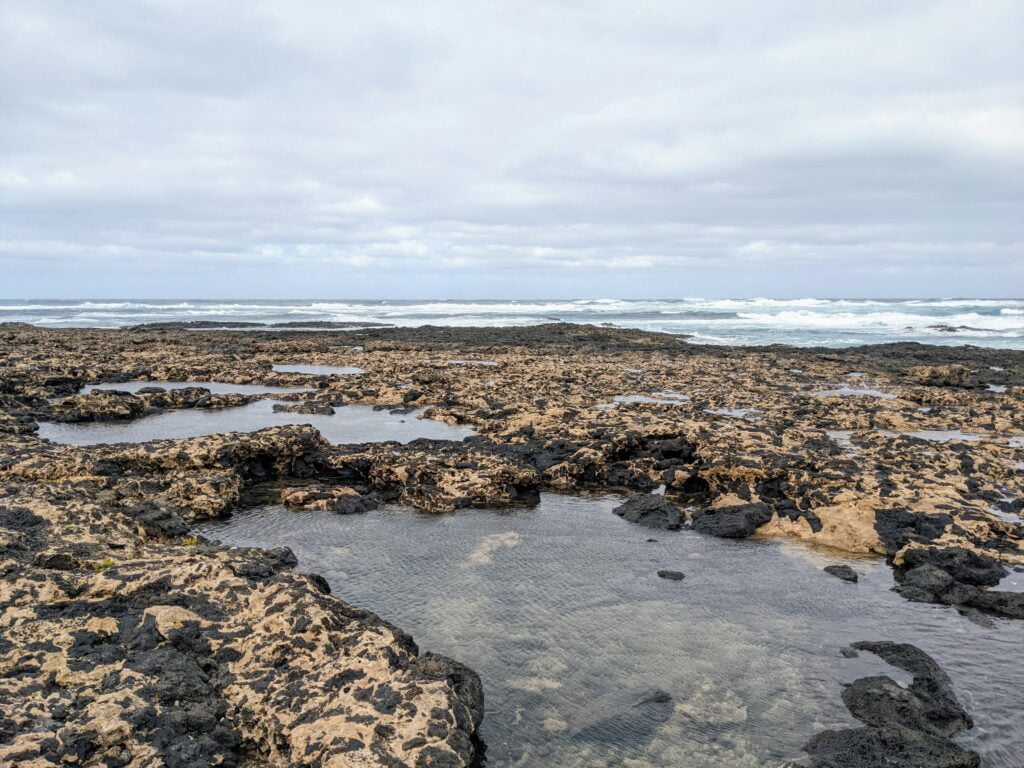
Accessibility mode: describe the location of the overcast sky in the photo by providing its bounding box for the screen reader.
[1,1,1022,299]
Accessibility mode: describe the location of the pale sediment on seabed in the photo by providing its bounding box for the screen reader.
[1,322,1023,767]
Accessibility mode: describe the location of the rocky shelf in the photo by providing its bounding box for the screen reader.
[1,322,1022,766]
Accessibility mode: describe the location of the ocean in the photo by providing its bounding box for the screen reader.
[2,298,1023,348]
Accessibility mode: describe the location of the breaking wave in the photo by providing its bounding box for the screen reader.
[2,298,1022,348]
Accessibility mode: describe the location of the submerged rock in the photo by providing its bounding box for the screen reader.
[576,687,675,748]
[823,564,859,583]
[613,496,682,530]
[803,641,979,768]
[633,688,672,706]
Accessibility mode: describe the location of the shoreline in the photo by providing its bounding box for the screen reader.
[2,323,1022,766]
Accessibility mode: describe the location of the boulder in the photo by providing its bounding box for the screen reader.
[690,502,773,538]
[612,496,682,530]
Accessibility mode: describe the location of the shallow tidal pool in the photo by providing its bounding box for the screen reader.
[39,398,475,445]
[79,380,312,396]
[195,493,1024,768]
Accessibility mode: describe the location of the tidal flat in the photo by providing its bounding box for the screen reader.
[2,322,1023,767]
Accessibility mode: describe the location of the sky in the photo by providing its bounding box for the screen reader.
[1,0,1022,299]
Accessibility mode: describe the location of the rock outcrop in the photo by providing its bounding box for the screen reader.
[803,641,979,768]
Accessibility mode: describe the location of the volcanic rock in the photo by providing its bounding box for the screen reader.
[803,641,979,768]
[612,496,682,530]
[690,502,773,538]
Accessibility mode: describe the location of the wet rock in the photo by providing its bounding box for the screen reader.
[954,586,1024,619]
[823,564,858,583]
[690,502,773,538]
[896,564,955,603]
[656,569,685,581]
[803,641,979,768]
[900,547,1006,588]
[612,496,682,530]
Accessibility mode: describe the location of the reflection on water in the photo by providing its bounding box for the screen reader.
[598,392,691,410]
[38,398,475,445]
[271,364,365,375]
[814,387,896,399]
[195,494,1024,767]
[80,380,311,395]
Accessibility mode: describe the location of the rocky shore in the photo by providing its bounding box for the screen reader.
[2,322,1023,766]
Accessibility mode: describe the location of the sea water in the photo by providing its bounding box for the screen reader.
[4,298,1024,348]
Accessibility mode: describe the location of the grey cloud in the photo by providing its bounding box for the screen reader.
[1,0,1022,298]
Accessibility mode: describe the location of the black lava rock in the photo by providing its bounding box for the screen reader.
[612,496,682,530]
[804,641,979,768]
[874,508,952,554]
[900,547,1006,588]
[689,502,773,538]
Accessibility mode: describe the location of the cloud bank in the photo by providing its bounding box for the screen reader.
[2,0,1022,298]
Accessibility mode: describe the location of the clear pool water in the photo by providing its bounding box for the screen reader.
[195,493,1024,768]
[80,380,312,396]
[38,398,474,446]
[271,364,366,375]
